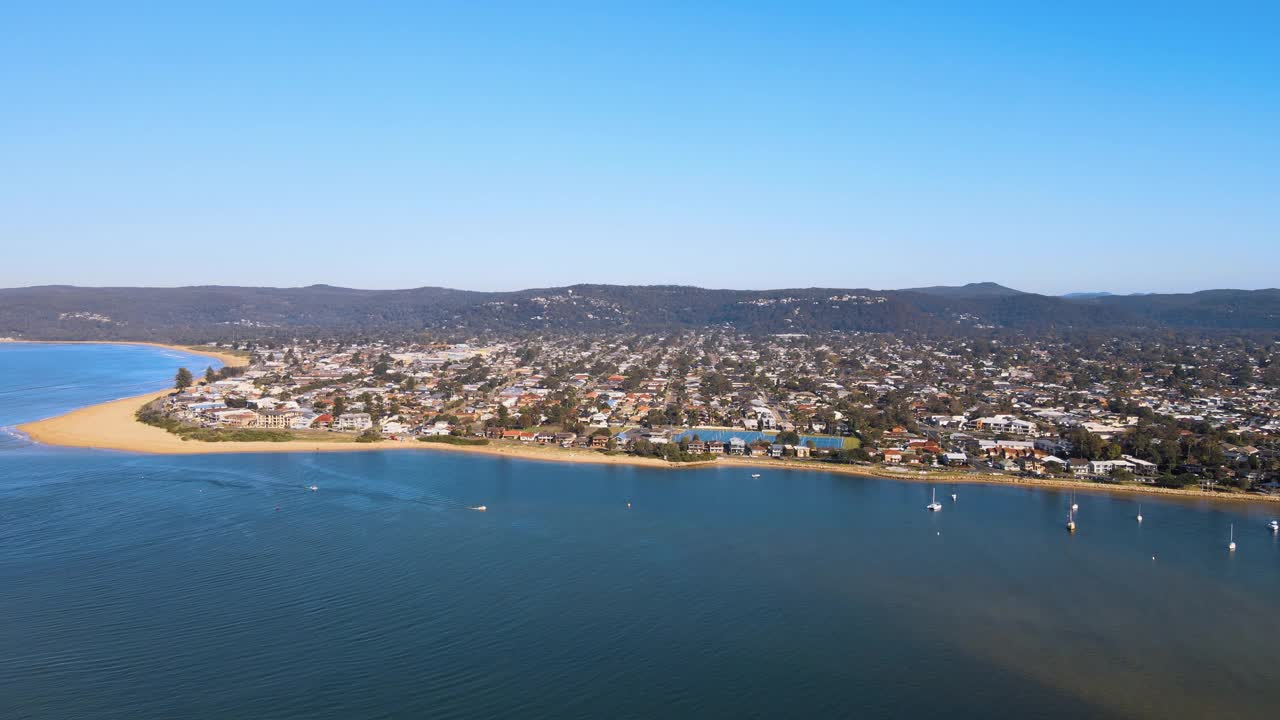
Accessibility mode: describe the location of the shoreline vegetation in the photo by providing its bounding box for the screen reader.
[6,342,1273,507]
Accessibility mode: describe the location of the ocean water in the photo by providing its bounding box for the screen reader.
[2,344,1279,719]
[0,343,225,428]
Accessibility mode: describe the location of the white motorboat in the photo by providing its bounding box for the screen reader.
[470,505,487,512]
[750,473,761,478]
[1269,520,1279,532]
[307,485,318,492]
[1228,523,1236,552]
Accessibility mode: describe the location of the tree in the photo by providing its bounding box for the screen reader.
[175,367,193,390]
[204,366,217,384]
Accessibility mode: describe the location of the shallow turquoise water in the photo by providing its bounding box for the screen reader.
[1,344,1278,719]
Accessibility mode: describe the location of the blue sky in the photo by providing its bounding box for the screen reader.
[3,2,1277,294]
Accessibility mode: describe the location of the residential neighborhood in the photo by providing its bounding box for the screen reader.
[150,331,1280,493]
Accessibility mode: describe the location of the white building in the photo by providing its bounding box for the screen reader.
[969,415,1039,436]
[336,413,373,431]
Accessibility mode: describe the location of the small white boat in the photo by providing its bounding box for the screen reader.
[1136,504,1143,524]
[1066,507,1076,533]
[1228,523,1236,552]
[750,473,761,478]
[307,485,318,492]
[470,505,487,512]
[950,493,957,502]
[926,487,942,512]
[1269,520,1279,532]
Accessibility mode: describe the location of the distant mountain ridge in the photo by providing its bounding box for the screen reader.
[1,283,1277,341]
[904,282,1028,299]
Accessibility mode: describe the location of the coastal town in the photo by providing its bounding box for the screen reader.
[139,331,1280,496]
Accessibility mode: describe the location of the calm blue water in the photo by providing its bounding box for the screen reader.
[0,343,224,428]
[2,344,1279,719]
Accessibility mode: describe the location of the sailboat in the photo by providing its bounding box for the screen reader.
[926,487,942,512]
[1269,520,1279,532]
[1065,506,1076,533]
[1070,493,1079,513]
[1136,504,1143,523]
[1228,523,1236,552]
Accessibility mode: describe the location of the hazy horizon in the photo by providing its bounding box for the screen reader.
[1,280,1277,296]
[4,3,1277,294]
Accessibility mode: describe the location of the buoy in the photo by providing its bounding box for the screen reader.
[626,502,632,509]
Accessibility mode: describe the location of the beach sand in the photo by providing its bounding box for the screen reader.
[12,342,1277,505]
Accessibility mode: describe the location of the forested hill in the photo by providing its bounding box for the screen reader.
[0,283,1277,342]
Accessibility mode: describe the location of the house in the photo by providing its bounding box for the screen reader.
[591,434,611,448]
[768,443,784,458]
[687,441,707,455]
[421,421,452,436]
[336,412,373,432]
[792,444,811,459]
[554,432,577,447]
[727,437,747,455]
[707,441,725,455]
[214,409,259,427]
[882,449,904,464]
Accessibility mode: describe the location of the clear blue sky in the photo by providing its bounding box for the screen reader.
[3,2,1277,294]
